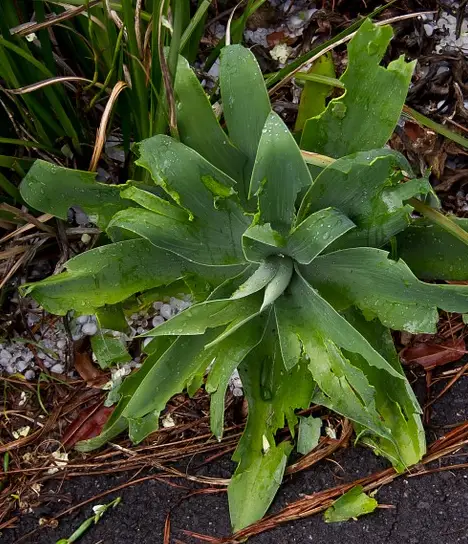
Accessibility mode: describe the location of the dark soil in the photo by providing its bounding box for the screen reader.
[4,375,468,544]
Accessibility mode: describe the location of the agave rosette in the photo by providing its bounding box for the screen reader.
[19,20,468,530]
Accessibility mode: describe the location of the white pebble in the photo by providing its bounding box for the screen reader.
[82,322,98,336]
[16,360,28,373]
[151,316,165,328]
[56,339,66,350]
[423,23,434,37]
[24,370,35,380]
[153,301,163,311]
[160,304,173,320]
[51,364,64,374]
[77,315,90,324]
[0,350,11,361]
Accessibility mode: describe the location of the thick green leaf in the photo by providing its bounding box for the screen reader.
[297,416,322,455]
[250,112,313,233]
[396,218,468,280]
[301,19,415,157]
[302,247,468,333]
[343,307,425,469]
[261,257,293,311]
[231,258,280,299]
[77,332,219,451]
[275,269,402,378]
[229,441,291,532]
[120,186,189,221]
[288,208,355,264]
[19,160,132,229]
[229,329,314,530]
[144,295,261,337]
[21,239,244,315]
[108,206,246,266]
[295,52,336,132]
[324,486,378,523]
[298,150,430,249]
[174,55,247,186]
[220,44,271,181]
[91,332,131,369]
[242,223,286,263]
[206,315,268,439]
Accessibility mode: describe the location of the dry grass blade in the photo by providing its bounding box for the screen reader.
[269,12,435,96]
[89,81,128,172]
[9,1,101,36]
[0,203,55,235]
[0,213,54,244]
[7,77,96,95]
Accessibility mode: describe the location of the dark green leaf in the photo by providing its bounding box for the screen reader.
[298,150,430,249]
[91,332,131,369]
[301,19,415,157]
[220,45,271,181]
[250,112,313,233]
[174,55,246,186]
[21,239,244,315]
[396,218,468,280]
[288,208,355,264]
[302,247,468,333]
[19,160,132,229]
[206,315,268,438]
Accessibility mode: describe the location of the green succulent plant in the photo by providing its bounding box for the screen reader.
[19,20,468,532]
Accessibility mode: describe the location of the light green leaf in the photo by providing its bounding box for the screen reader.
[297,416,322,455]
[19,159,132,229]
[288,208,355,264]
[144,295,261,337]
[174,55,247,186]
[261,256,293,311]
[231,258,280,299]
[250,112,313,233]
[301,19,415,157]
[21,239,244,315]
[343,307,425,470]
[396,218,468,280]
[302,247,468,333]
[229,441,291,532]
[220,45,271,180]
[295,52,336,132]
[298,150,430,249]
[120,185,189,221]
[91,332,131,369]
[324,486,378,523]
[206,315,268,439]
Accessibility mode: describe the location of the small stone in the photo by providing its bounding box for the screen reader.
[160,304,173,320]
[81,233,91,244]
[51,364,65,374]
[417,500,430,509]
[82,322,98,336]
[0,350,10,360]
[423,23,434,37]
[56,339,66,350]
[24,370,35,380]
[77,315,90,324]
[152,316,165,328]
[153,301,163,311]
[16,360,28,373]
